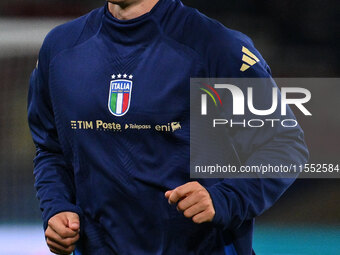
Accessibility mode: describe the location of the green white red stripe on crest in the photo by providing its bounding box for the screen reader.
[108,78,133,116]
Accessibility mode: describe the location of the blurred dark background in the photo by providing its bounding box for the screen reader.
[0,0,339,254]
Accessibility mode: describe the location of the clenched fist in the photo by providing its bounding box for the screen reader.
[45,212,80,254]
[165,181,215,224]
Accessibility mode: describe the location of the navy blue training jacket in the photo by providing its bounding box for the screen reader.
[27,0,309,254]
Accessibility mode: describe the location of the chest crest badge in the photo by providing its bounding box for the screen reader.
[108,74,133,116]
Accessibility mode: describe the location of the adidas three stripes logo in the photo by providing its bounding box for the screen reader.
[240,46,260,72]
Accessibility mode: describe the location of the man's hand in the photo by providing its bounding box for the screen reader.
[45,212,80,254]
[165,181,215,224]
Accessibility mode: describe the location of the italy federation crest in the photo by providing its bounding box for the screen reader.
[108,74,133,116]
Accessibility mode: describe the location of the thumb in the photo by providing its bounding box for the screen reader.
[66,212,80,231]
[165,190,173,199]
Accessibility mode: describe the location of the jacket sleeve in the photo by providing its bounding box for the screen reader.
[205,33,309,230]
[27,40,82,230]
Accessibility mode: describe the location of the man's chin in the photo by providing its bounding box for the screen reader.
[107,0,130,4]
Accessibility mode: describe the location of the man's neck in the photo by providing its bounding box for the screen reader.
[108,0,159,20]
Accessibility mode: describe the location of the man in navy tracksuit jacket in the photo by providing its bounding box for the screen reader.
[27,0,309,254]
